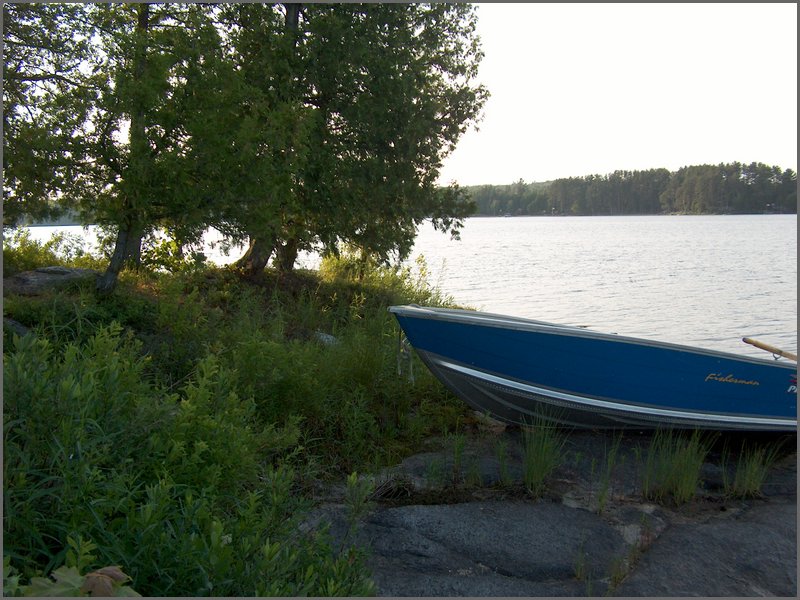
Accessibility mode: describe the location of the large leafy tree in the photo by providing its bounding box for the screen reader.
[2,3,99,228]
[225,3,488,275]
[87,4,241,292]
[4,3,487,283]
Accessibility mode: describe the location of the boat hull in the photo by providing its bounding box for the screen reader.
[390,305,798,431]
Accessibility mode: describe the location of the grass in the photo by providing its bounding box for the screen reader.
[521,415,568,497]
[450,432,467,484]
[721,439,786,498]
[494,439,513,486]
[639,429,716,505]
[3,232,469,596]
[596,434,623,514]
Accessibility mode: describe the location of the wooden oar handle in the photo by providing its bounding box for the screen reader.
[742,337,798,362]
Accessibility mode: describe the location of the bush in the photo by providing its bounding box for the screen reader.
[3,326,373,596]
[2,229,104,277]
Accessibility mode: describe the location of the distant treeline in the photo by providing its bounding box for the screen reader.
[468,162,797,216]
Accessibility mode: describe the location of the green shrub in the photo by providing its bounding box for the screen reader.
[3,228,104,276]
[3,325,373,596]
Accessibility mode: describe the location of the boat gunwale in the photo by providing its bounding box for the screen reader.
[389,304,797,369]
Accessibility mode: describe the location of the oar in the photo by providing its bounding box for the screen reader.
[742,337,798,362]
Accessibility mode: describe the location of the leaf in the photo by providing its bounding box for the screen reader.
[81,572,115,597]
[25,566,84,596]
[80,566,139,597]
[114,585,143,597]
[90,566,130,583]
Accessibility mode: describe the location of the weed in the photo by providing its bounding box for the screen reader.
[344,472,375,536]
[3,244,468,595]
[722,439,785,498]
[465,458,483,487]
[640,429,715,505]
[596,434,622,514]
[450,432,466,484]
[3,326,372,596]
[425,457,446,489]
[521,417,567,497]
[606,556,629,595]
[495,439,513,486]
[573,542,588,581]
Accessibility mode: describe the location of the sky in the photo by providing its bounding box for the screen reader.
[437,3,798,186]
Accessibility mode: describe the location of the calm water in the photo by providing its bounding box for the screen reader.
[18,215,797,358]
[406,215,797,358]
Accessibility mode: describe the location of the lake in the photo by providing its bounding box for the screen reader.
[406,214,797,358]
[18,214,797,358]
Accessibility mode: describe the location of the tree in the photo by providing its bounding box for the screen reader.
[90,4,246,292]
[225,3,487,275]
[2,3,99,228]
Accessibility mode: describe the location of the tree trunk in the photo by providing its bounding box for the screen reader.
[274,237,298,273]
[236,4,302,279]
[96,223,143,293]
[234,233,276,277]
[96,4,150,295]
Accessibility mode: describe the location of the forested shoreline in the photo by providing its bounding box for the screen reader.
[25,160,797,228]
[468,162,797,216]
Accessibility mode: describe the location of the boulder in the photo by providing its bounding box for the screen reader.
[3,266,99,296]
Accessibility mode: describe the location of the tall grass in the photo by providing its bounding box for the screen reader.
[722,440,786,498]
[639,429,715,505]
[596,433,622,514]
[521,416,568,497]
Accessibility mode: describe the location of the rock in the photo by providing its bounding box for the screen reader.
[4,266,99,296]
[3,317,31,338]
[318,500,627,596]
[613,501,797,597]
[314,331,339,346]
[471,410,507,434]
[310,428,796,597]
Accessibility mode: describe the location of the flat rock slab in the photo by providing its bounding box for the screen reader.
[613,500,797,597]
[314,428,796,596]
[316,500,627,596]
[4,266,99,295]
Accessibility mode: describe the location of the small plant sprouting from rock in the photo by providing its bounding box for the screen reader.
[639,428,715,505]
[596,433,622,514]
[495,438,513,486]
[521,417,567,497]
[425,457,446,488]
[722,439,785,498]
[573,540,588,582]
[450,432,466,484]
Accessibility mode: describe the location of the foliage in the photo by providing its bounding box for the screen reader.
[4,3,486,288]
[2,3,100,229]
[4,542,141,597]
[3,237,467,595]
[2,229,104,277]
[639,429,715,505]
[2,324,374,596]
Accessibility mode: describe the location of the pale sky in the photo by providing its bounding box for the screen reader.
[437,3,798,186]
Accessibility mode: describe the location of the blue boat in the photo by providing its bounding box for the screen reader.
[389,305,798,431]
